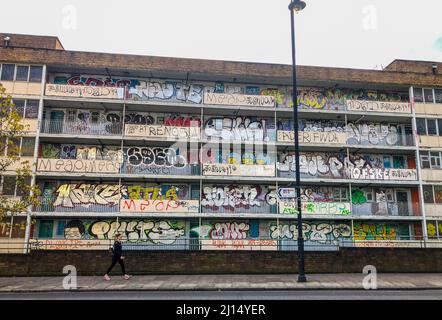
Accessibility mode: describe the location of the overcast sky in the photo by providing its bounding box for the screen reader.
[1,0,441,69]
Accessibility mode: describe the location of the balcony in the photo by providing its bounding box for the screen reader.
[346,100,411,114]
[41,120,123,136]
[34,197,200,214]
[36,158,121,174]
[352,202,416,217]
[202,163,275,177]
[201,199,277,214]
[121,162,199,176]
[278,200,351,216]
[277,130,414,147]
[125,124,200,141]
[45,84,124,100]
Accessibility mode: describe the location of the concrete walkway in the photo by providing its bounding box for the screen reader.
[0,274,441,292]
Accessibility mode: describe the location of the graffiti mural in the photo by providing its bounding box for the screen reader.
[41,143,61,158]
[125,147,187,167]
[52,183,126,209]
[201,185,277,212]
[190,221,250,240]
[61,219,186,244]
[346,123,401,146]
[278,152,346,179]
[39,183,195,212]
[50,74,409,111]
[269,222,352,244]
[41,144,123,162]
[353,222,400,240]
[277,152,416,181]
[204,116,275,142]
[299,187,348,202]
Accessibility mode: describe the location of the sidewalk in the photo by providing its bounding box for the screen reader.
[0,274,441,292]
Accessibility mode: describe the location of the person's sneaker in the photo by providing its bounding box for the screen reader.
[104,274,110,281]
[124,274,131,280]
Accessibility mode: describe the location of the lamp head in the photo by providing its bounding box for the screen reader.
[289,0,306,13]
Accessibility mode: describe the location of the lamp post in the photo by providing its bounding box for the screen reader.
[288,0,307,283]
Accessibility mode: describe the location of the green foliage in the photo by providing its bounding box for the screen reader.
[0,84,40,224]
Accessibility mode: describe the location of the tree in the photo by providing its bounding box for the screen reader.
[0,83,40,229]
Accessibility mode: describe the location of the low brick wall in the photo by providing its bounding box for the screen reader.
[0,248,441,276]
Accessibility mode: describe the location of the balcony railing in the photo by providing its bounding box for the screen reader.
[41,120,123,136]
[201,200,278,214]
[277,130,415,147]
[5,236,442,254]
[352,202,418,216]
[120,163,200,176]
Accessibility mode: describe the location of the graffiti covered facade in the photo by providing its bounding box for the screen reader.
[1,35,439,254]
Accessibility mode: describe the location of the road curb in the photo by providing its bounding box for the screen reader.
[1,287,442,293]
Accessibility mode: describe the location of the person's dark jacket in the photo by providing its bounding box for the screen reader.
[112,241,123,258]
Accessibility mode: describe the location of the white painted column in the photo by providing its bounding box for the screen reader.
[23,65,47,254]
[410,86,428,242]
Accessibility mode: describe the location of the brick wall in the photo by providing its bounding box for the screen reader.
[0,248,441,276]
[0,46,441,87]
[0,33,64,50]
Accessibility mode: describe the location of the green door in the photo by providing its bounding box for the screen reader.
[38,220,54,239]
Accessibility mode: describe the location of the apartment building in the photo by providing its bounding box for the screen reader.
[0,33,441,252]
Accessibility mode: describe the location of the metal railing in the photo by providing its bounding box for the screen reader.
[33,197,120,213]
[346,133,415,147]
[120,163,199,176]
[41,120,123,136]
[201,202,278,214]
[2,236,442,253]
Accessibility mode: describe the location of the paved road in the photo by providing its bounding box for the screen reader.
[0,289,441,300]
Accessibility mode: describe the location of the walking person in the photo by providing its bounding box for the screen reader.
[104,233,131,280]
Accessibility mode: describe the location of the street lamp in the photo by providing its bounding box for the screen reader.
[288,0,307,283]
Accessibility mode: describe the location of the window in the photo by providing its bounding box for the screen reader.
[420,152,430,169]
[13,99,25,117]
[24,100,39,119]
[430,152,441,169]
[413,88,424,102]
[438,120,442,137]
[435,89,442,104]
[434,186,442,204]
[16,177,31,197]
[364,189,374,202]
[0,137,6,156]
[424,88,434,103]
[416,118,426,135]
[423,185,434,203]
[427,221,438,238]
[66,110,76,122]
[393,156,405,169]
[427,119,437,135]
[385,189,394,202]
[38,220,54,238]
[6,138,20,157]
[2,176,16,196]
[15,66,29,81]
[29,66,43,83]
[21,138,35,157]
[1,64,14,81]
[91,111,100,123]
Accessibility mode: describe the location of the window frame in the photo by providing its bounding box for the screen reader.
[14,65,30,82]
[28,65,43,83]
[423,88,435,104]
[0,63,15,81]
